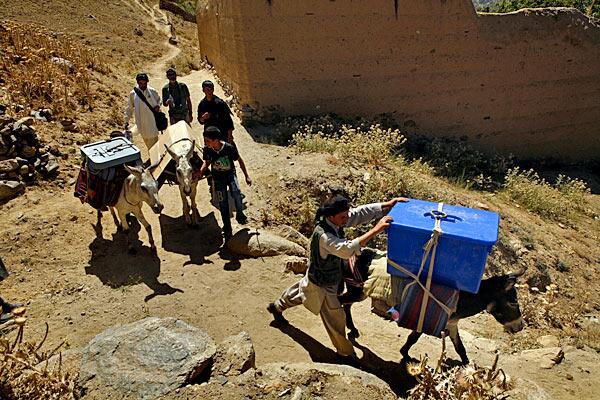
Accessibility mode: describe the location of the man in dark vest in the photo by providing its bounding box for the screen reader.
[162,68,192,125]
[267,195,407,363]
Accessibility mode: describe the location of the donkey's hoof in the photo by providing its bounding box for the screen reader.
[150,245,158,254]
[348,329,360,339]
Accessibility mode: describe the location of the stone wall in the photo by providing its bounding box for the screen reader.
[196,0,600,161]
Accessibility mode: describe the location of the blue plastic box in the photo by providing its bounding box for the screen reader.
[386,199,499,294]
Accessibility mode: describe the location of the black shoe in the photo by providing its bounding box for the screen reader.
[236,215,248,225]
[1,302,22,314]
[0,312,12,324]
[267,303,288,325]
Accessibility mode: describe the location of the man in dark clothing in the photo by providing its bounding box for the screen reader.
[162,68,192,125]
[199,126,252,242]
[0,256,22,324]
[197,80,235,143]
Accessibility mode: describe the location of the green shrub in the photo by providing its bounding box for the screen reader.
[292,124,406,169]
[503,167,590,221]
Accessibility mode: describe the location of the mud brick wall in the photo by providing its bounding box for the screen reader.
[196,0,600,161]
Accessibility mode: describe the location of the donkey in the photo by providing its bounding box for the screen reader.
[342,262,525,364]
[165,139,201,226]
[97,164,164,253]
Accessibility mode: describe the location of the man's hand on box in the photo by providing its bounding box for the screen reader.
[382,197,409,209]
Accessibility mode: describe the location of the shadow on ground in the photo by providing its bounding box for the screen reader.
[274,322,417,396]
[85,215,183,302]
[159,212,222,267]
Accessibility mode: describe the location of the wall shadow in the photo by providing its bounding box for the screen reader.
[273,322,417,396]
[159,212,222,267]
[86,218,183,303]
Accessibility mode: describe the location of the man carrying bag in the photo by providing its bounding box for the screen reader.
[124,73,167,149]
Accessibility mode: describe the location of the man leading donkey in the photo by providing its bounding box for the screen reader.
[267,194,407,364]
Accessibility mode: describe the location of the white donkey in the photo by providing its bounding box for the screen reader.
[165,139,201,226]
[97,164,164,253]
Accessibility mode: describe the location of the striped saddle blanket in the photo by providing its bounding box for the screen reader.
[362,257,459,337]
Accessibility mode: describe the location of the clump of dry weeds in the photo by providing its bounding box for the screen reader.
[0,20,108,118]
[0,313,80,400]
[407,335,514,400]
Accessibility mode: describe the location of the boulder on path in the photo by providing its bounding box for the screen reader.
[272,224,310,249]
[79,317,216,399]
[212,331,255,377]
[227,228,306,257]
[236,362,396,399]
[0,180,25,201]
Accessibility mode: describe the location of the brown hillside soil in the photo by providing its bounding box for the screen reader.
[1,1,599,399]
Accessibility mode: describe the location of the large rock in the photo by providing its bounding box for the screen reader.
[227,228,306,257]
[0,180,25,201]
[237,362,396,399]
[0,158,19,173]
[79,317,216,399]
[272,224,310,249]
[212,331,255,377]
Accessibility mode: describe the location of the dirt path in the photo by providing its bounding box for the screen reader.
[1,5,598,399]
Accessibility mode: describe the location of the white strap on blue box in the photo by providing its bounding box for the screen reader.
[387,202,454,332]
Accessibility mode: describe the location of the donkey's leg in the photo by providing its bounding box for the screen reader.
[400,331,422,360]
[343,304,360,338]
[446,320,469,364]
[132,207,156,252]
[93,209,104,237]
[179,186,192,225]
[116,206,134,253]
[109,207,121,231]
[190,182,200,226]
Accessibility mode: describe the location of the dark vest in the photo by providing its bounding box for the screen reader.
[308,220,344,287]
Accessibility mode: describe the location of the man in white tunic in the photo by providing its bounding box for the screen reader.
[124,73,161,150]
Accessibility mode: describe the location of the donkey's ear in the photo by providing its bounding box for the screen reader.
[187,140,195,159]
[125,165,143,176]
[504,278,517,292]
[508,268,526,279]
[165,144,179,161]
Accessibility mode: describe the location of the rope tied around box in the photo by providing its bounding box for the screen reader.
[387,202,457,333]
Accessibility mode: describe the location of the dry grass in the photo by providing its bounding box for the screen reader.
[0,21,108,118]
[0,317,80,399]
[168,52,201,76]
[407,335,514,400]
[503,167,591,222]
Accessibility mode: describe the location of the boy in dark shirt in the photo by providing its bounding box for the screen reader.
[197,80,235,143]
[199,126,252,241]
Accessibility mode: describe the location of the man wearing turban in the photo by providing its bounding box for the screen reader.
[267,194,407,364]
